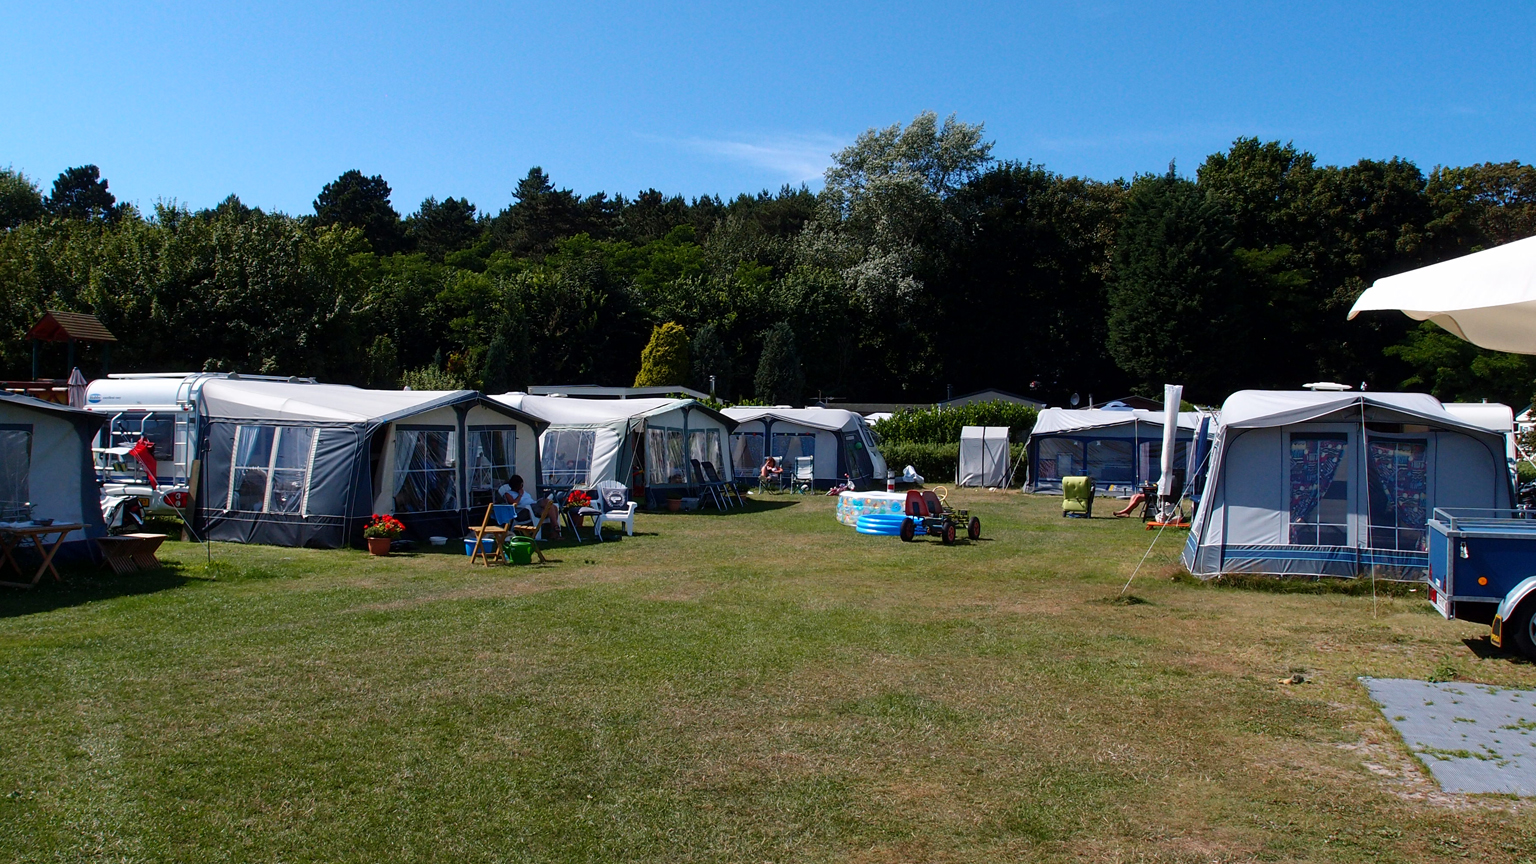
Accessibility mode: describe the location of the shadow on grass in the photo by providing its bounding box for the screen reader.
[1171,570,1421,598]
[647,498,801,516]
[0,561,194,619]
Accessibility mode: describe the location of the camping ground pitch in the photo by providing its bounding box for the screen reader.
[3,492,1536,861]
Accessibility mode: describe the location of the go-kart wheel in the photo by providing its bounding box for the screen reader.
[967,516,981,540]
[942,521,956,545]
[899,517,915,542]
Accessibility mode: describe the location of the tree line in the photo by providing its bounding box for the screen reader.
[3,111,1534,407]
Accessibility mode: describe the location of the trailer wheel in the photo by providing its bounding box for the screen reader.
[1510,600,1536,661]
[967,516,981,541]
[899,518,915,542]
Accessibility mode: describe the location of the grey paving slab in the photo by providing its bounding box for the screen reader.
[1362,677,1536,795]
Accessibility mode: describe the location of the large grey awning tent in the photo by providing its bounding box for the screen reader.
[1182,390,1512,580]
[196,380,545,548]
[1024,408,1206,494]
[492,394,737,505]
[957,426,1009,487]
[720,407,887,490]
[0,391,107,558]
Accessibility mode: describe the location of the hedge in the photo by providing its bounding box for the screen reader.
[879,442,1026,485]
[871,401,1039,445]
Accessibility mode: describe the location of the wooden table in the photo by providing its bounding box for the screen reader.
[0,523,84,589]
[95,533,169,575]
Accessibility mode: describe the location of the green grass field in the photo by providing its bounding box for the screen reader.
[3,491,1536,862]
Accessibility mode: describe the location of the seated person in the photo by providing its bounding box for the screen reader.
[497,474,561,539]
[760,456,784,485]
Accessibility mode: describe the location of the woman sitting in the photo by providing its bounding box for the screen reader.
[760,456,784,489]
[497,474,561,539]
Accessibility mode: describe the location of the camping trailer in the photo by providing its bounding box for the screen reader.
[1181,390,1514,581]
[491,394,737,506]
[721,407,887,490]
[0,391,108,558]
[1024,408,1206,494]
[194,380,545,547]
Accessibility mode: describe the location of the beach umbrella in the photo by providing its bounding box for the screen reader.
[67,367,87,408]
[1348,235,1536,354]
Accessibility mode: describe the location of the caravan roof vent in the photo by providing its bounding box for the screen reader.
[1302,382,1352,391]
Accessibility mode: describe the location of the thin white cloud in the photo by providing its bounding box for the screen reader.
[647,133,846,184]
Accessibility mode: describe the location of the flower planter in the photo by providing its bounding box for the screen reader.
[366,537,393,556]
[666,498,682,512]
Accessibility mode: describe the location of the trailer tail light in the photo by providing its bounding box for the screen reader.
[1428,586,1437,604]
[163,491,190,509]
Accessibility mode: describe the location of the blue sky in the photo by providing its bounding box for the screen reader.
[3,1,1532,217]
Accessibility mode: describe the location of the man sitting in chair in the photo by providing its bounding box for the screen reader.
[497,475,561,540]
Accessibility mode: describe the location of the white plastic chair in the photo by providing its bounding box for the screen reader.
[791,456,815,494]
[591,480,637,541]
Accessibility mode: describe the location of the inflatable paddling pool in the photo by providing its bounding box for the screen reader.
[856,513,911,536]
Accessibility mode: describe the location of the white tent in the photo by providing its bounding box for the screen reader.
[957,426,1009,487]
[1024,408,1206,493]
[1349,235,1536,354]
[721,407,887,490]
[196,380,544,547]
[0,392,108,559]
[492,394,737,505]
[1182,390,1513,580]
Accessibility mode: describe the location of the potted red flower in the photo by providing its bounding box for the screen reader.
[363,514,405,556]
[565,489,593,528]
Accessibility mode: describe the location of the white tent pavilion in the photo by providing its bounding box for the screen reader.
[957,426,1010,487]
[1024,407,1206,494]
[1349,235,1536,354]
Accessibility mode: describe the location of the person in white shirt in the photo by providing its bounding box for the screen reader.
[497,474,560,539]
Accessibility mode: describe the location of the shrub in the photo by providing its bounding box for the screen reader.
[1519,460,1536,484]
[877,442,1027,485]
[634,322,690,386]
[871,401,1038,445]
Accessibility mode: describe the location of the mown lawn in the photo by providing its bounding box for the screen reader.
[3,491,1536,862]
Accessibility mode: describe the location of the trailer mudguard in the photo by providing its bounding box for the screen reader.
[1492,575,1536,649]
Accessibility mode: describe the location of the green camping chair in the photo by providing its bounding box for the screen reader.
[1062,476,1094,518]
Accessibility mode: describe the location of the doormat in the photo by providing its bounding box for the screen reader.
[1362,677,1536,795]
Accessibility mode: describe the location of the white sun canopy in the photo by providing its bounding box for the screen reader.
[1349,235,1536,354]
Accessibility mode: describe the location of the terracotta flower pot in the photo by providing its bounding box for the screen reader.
[366,537,393,556]
[667,498,682,512]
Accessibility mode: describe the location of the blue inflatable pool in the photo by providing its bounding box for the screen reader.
[856,514,910,536]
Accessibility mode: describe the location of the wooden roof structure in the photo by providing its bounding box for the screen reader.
[25,311,117,344]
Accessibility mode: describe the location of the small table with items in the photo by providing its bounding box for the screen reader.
[0,522,84,589]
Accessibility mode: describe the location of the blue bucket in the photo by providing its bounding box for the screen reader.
[464,536,497,556]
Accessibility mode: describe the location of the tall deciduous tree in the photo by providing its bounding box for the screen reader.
[0,168,46,229]
[314,170,405,254]
[634,322,689,386]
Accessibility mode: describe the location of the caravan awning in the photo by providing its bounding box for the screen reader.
[1218,390,1492,434]
[1029,408,1203,436]
[199,381,545,430]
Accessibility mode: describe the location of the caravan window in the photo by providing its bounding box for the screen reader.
[228,426,315,514]
[0,426,31,521]
[1289,434,1349,546]
[646,427,687,484]
[731,432,764,479]
[542,429,595,487]
[394,428,458,513]
[1367,439,1429,552]
[688,428,724,476]
[110,413,175,462]
[468,426,517,505]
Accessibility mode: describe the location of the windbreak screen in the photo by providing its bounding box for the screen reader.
[468,427,516,505]
[542,429,595,487]
[731,432,764,479]
[393,428,458,513]
[0,428,31,520]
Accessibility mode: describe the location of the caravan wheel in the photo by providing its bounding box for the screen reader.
[1509,600,1536,661]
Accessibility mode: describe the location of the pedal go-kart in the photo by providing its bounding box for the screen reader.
[899,487,981,545]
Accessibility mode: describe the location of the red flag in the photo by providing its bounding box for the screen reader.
[127,438,158,489]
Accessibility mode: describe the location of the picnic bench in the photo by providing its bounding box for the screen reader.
[0,522,84,589]
[95,533,169,575]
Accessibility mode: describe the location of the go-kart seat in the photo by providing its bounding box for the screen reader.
[905,490,942,518]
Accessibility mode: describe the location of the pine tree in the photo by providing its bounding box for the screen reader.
[754,323,804,405]
[634,322,689,386]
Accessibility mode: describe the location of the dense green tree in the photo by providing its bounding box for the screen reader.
[689,322,732,398]
[1428,161,1536,250]
[633,322,689,386]
[408,196,480,260]
[0,168,46,229]
[313,170,405,254]
[490,168,598,256]
[48,165,119,221]
[754,322,804,405]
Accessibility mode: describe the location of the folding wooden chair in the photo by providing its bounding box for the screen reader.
[469,503,508,565]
